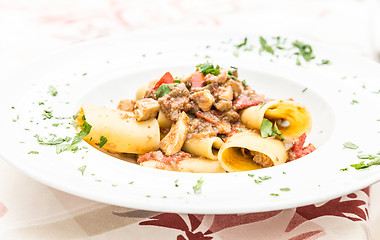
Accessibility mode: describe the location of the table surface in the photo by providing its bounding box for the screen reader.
[0,0,380,239]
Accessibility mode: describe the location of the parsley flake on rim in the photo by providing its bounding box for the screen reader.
[28,151,39,154]
[48,85,58,96]
[292,40,315,62]
[259,36,275,55]
[78,165,87,175]
[193,178,204,194]
[56,121,92,154]
[343,142,359,149]
[235,37,248,49]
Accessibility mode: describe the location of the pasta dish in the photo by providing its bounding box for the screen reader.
[75,63,316,173]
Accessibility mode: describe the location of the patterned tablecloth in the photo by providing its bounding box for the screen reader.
[0,0,379,239]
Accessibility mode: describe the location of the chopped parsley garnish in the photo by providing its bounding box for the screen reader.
[196,63,220,76]
[193,178,204,194]
[302,88,308,93]
[235,37,248,49]
[248,174,254,177]
[292,40,315,62]
[42,110,53,119]
[350,100,359,105]
[350,158,380,170]
[242,80,248,87]
[96,136,108,148]
[28,151,39,154]
[156,83,178,98]
[72,121,92,145]
[174,179,179,187]
[56,121,92,154]
[259,176,272,181]
[340,168,348,171]
[228,71,237,80]
[318,59,331,65]
[259,36,274,55]
[48,85,58,96]
[78,165,87,175]
[343,142,359,149]
[260,118,284,140]
[34,134,71,145]
[280,188,290,191]
[270,193,279,197]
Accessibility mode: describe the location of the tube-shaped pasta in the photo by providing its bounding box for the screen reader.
[136,80,156,100]
[182,136,223,160]
[76,104,160,154]
[140,157,226,173]
[241,100,312,139]
[157,110,172,129]
[218,131,287,172]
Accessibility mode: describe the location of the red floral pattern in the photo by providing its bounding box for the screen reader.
[0,202,7,218]
[134,188,369,240]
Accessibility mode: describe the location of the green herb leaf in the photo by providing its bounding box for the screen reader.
[292,40,315,62]
[72,121,92,145]
[196,63,220,76]
[270,193,279,197]
[272,122,284,140]
[280,188,290,191]
[260,118,284,140]
[343,142,359,149]
[193,178,204,194]
[28,151,39,154]
[228,71,237,80]
[34,134,71,145]
[235,37,248,49]
[156,83,178,99]
[317,59,331,65]
[48,85,58,96]
[350,156,380,170]
[260,118,274,138]
[78,165,87,175]
[42,110,53,119]
[259,176,271,181]
[259,36,274,55]
[96,136,108,148]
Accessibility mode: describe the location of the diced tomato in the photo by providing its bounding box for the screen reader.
[189,72,204,88]
[153,72,174,89]
[233,94,263,110]
[289,133,316,160]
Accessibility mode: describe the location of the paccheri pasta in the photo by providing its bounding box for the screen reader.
[75,63,316,173]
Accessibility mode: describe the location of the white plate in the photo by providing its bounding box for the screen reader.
[1,30,380,214]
